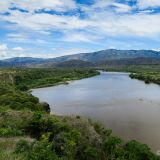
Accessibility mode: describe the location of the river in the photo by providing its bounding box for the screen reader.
[32,71,160,153]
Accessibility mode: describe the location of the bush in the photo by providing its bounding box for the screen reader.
[40,102,50,113]
[15,135,59,160]
[15,140,31,154]
[16,84,29,91]
[0,128,23,137]
[84,147,98,160]
[125,140,159,160]
[103,136,123,155]
[25,112,71,139]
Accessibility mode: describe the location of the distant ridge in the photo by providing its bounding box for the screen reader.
[49,49,160,62]
[0,49,160,68]
[1,57,47,67]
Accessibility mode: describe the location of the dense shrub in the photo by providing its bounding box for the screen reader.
[15,137,59,160]
[40,102,50,113]
[25,112,71,139]
[130,71,160,85]
[0,91,45,111]
[0,128,23,137]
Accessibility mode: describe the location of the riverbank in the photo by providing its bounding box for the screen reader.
[130,72,160,85]
[0,68,160,159]
[0,68,100,90]
[103,65,160,85]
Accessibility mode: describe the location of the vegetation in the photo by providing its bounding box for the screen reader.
[130,72,160,85]
[0,68,160,159]
[104,65,160,85]
[0,68,99,90]
[104,64,160,72]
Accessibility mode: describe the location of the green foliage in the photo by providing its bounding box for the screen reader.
[25,112,71,139]
[0,91,44,111]
[0,85,12,95]
[0,68,99,89]
[102,136,123,156]
[0,139,25,160]
[0,128,22,137]
[15,136,59,160]
[0,110,32,137]
[105,65,160,73]
[84,147,98,160]
[130,72,160,85]
[17,116,81,159]
[40,102,50,113]
[104,65,160,85]
[101,136,160,160]
[124,140,160,160]
[15,140,31,154]
[16,84,29,91]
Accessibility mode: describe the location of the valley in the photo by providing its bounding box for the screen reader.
[0,67,160,160]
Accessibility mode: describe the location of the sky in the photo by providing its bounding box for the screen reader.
[0,0,160,59]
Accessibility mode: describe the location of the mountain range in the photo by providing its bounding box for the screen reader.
[0,49,160,68]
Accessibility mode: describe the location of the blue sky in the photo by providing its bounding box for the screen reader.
[0,0,160,59]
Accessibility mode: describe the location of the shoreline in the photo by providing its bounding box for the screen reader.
[30,71,100,91]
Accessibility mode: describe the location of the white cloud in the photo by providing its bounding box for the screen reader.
[86,10,160,37]
[38,31,51,35]
[88,0,113,9]
[1,11,92,31]
[6,32,48,44]
[0,44,8,50]
[2,8,159,44]
[6,33,29,42]
[0,44,8,57]
[50,48,91,57]
[14,0,76,12]
[0,0,76,13]
[0,44,26,59]
[0,45,91,59]
[35,39,46,43]
[82,0,132,13]
[7,33,27,39]
[63,32,100,43]
[0,0,159,43]
[12,52,54,59]
[152,48,160,52]
[0,1,12,13]
[112,2,132,13]
[137,0,160,9]
[0,0,160,59]
[12,47,24,51]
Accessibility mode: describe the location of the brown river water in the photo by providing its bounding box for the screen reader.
[32,71,160,154]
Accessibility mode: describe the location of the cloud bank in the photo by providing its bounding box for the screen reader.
[0,0,160,58]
